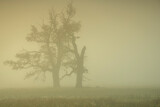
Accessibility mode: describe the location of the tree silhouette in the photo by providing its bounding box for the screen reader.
[60,3,88,88]
[4,2,87,88]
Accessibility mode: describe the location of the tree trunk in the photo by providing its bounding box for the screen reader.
[52,59,61,88]
[51,39,62,88]
[76,70,83,88]
[52,71,60,88]
[46,34,61,88]
[71,36,86,88]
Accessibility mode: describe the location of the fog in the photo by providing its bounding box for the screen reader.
[0,0,160,88]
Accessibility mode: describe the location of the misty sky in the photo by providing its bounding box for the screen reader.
[0,0,160,88]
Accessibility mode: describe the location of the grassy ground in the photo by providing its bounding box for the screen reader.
[0,87,160,107]
[0,97,160,107]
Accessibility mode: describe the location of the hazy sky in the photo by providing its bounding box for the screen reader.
[0,0,160,88]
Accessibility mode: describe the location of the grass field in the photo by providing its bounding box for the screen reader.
[0,87,160,107]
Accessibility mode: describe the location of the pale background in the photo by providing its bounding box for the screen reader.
[0,0,160,88]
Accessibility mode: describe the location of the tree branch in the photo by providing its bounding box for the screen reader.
[60,69,75,80]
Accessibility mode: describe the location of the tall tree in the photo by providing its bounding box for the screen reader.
[5,6,69,88]
[60,3,88,88]
[5,2,87,88]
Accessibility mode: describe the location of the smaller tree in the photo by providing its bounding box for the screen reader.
[60,3,88,88]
